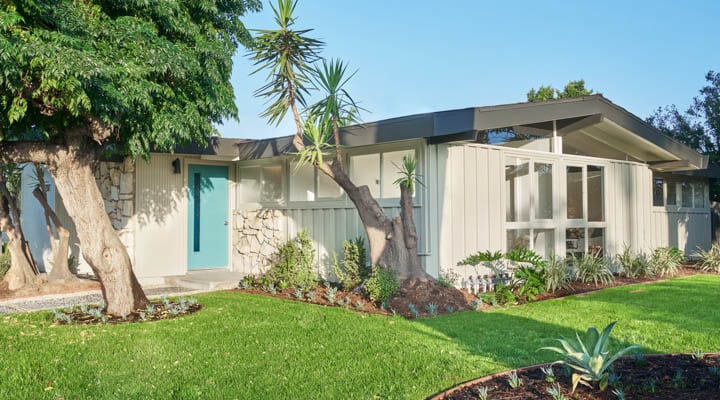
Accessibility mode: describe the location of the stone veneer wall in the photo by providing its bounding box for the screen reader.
[233,209,286,275]
[94,158,135,263]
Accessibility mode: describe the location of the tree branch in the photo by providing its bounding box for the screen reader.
[0,142,68,166]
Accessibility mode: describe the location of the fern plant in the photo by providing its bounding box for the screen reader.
[541,322,640,392]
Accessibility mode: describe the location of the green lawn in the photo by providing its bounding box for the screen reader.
[2,275,719,399]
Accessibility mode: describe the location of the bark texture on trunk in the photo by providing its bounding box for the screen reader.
[328,160,431,281]
[0,196,38,290]
[32,165,76,283]
[0,136,148,315]
[49,148,148,314]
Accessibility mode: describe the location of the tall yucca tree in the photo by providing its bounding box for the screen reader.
[250,0,431,281]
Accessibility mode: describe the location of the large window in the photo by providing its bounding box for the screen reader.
[566,166,583,219]
[289,162,343,202]
[504,157,555,259]
[239,165,283,203]
[587,166,604,222]
[349,149,416,199]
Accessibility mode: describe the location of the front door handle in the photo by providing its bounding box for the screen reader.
[223,221,228,226]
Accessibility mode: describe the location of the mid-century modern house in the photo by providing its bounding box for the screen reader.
[21,95,714,285]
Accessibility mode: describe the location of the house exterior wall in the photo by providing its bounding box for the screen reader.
[434,143,711,281]
[232,140,429,278]
[133,153,235,281]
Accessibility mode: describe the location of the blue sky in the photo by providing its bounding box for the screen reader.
[219,0,720,139]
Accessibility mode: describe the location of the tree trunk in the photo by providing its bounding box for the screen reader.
[327,160,431,281]
[0,197,37,290]
[49,148,148,315]
[32,180,77,283]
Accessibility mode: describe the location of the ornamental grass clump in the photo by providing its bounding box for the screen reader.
[572,253,614,286]
[616,245,651,278]
[693,243,720,273]
[545,254,572,292]
[541,321,640,392]
[649,247,684,277]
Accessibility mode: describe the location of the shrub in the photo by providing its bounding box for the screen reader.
[0,246,10,279]
[541,321,640,392]
[650,247,684,277]
[437,268,460,288]
[331,237,370,290]
[513,265,546,302]
[365,265,399,304]
[572,253,614,286]
[693,243,720,273]
[545,255,572,292]
[266,229,318,288]
[494,281,517,305]
[505,247,546,268]
[616,245,650,278]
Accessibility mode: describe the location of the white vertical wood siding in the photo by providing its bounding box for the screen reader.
[134,153,188,278]
[434,143,710,278]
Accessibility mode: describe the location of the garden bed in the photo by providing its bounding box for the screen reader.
[430,353,720,399]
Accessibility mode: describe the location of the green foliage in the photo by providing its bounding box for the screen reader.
[650,247,684,277]
[545,255,572,292]
[546,383,568,400]
[307,58,363,130]
[437,268,460,289]
[365,265,399,304]
[266,229,317,288]
[571,253,614,286]
[693,244,720,273]
[392,155,423,193]
[616,245,651,278]
[541,322,640,392]
[458,250,503,266]
[505,248,546,268]
[506,370,522,389]
[494,281,517,305]
[425,302,438,316]
[1,0,261,158]
[527,79,594,102]
[513,265,546,302]
[0,246,10,279]
[331,237,370,290]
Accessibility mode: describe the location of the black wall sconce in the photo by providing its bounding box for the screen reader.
[172,158,181,174]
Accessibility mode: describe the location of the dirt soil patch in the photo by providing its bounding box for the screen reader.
[54,300,202,325]
[431,353,720,400]
[0,277,100,300]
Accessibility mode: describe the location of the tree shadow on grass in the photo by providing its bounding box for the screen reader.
[414,310,655,374]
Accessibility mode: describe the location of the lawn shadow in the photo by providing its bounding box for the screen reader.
[414,310,655,373]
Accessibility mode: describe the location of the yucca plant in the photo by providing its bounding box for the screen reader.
[650,247,684,277]
[541,322,640,392]
[572,253,614,286]
[693,243,720,273]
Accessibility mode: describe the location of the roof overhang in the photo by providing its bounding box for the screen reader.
[228,95,707,170]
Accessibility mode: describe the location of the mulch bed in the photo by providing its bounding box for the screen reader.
[430,353,720,399]
[53,300,202,325]
[236,266,712,319]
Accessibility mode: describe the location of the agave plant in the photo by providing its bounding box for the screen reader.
[541,322,640,392]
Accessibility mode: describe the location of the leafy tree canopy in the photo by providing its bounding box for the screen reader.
[527,79,594,102]
[647,71,720,162]
[0,0,261,158]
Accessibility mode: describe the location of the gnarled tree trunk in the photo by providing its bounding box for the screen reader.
[1,137,148,315]
[327,160,431,282]
[0,196,38,290]
[49,145,148,315]
[32,164,76,283]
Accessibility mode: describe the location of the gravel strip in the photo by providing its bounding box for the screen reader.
[0,286,205,315]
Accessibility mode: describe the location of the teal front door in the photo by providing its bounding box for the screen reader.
[187,164,229,269]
